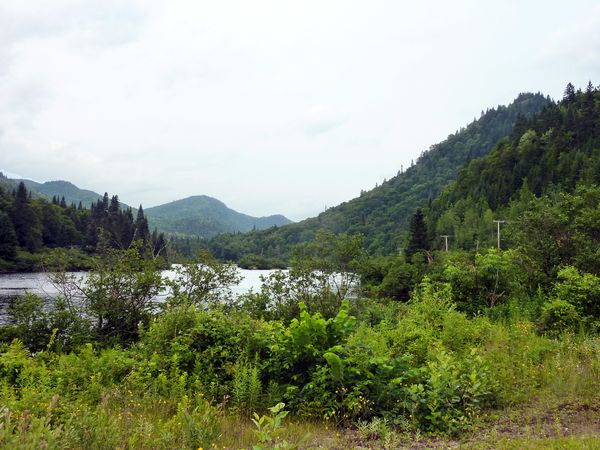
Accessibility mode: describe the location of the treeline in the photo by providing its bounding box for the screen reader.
[0,182,166,271]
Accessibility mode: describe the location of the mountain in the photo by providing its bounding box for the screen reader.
[0,173,292,238]
[23,180,105,207]
[0,173,13,194]
[145,195,293,238]
[208,92,551,262]
[427,82,600,258]
[0,173,105,207]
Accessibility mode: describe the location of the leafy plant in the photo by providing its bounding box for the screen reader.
[251,402,291,450]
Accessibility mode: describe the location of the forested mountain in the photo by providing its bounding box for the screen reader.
[426,81,600,274]
[0,173,291,240]
[145,195,292,238]
[22,179,106,208]
[430,82,599,217]
[0,173,106,207]
[208,92,550,264]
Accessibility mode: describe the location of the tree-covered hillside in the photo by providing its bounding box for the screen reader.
[144,195,292,238]
[209,92,550,264]
[0,173,107,208]
[22,179,107,209]
[428,82,600,258]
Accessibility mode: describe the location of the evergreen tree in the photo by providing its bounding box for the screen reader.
[134,205,151,245]
[563,82,576,103]
[10,182,42,252]
[121,207,135,248]
[0,211,18,260]
[405,208,430,260]
[101,192,109,212]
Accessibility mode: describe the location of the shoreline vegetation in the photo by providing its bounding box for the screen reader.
[0,233,598,448]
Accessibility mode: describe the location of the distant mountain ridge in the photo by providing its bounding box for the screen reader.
[0,173,291,237]
[0,173,104,207]
[145,195,293,238]
[24,179,106,207]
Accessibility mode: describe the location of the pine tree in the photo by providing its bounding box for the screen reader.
[134,205,151,246]
[405,208,430,260]
[563,82,576,104]
[10,182,42,252]
[0,211,18,260]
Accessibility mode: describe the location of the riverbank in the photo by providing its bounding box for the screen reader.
[0,247,96,274]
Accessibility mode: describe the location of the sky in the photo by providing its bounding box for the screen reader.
[0,1,599,221]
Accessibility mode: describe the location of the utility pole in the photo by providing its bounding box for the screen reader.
[440,235,450,252]
[493,220,506,249]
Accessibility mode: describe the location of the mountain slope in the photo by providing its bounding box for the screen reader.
[23,180,105,207]
[0,173,105,207]
[145,195,293,237]
[208,92,551,262]
[428,82,600,252]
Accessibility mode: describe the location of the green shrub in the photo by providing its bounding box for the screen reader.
[539,299,581,336]
[233,355,263,412]
[405,348,496,435]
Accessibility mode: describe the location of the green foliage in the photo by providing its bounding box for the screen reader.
[238,232,367,322]
[510,185,600,281]
[441,249,525,314]
[0,211,18,260]
[405,209,430,261]
[429,84,600,274]
[552,266,600,321]
[82,242,163,344]
[233,355,263,411]
[539,299,581,336]
[137,305,271,399]
[251,402,291,450]
[0,292,91,353]
[175,394,222,448]
[0,178,169,272]
[165,251,241,309]
[405,348,496,435]
[538,266,600,334]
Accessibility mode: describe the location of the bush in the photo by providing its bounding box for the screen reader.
[539,299,581,336]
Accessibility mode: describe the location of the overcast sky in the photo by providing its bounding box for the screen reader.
[1,1,599,221]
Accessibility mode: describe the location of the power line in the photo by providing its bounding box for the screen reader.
[440,235,451,252]
[493,220,506,249]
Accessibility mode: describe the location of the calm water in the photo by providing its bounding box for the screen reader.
[0,268,280,324]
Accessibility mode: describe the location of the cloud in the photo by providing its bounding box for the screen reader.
[303,104,349,136]
[536,3,600,72]
[0,1,598,221]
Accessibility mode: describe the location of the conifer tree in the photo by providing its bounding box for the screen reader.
[405,208,430,260]
[10,182,42,252]
[563,82,576,103]
[0,211,18,260]
[134,205,151,246]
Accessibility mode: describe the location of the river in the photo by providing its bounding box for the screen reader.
[0,268,281,324]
